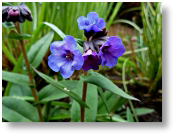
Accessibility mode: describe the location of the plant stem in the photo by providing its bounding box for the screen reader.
[81,71,88,122]
[15,22,44,122]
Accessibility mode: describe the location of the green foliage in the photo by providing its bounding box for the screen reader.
[32,67,89,109]
[8,30,32,40]
[2,70,33,86]
[80,71,139,101]
[2,97,39,122]
[71,80,98,122]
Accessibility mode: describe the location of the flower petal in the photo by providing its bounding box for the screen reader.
[77,16,87,30]
[101,53,118,68]
[72,50,84,70]
[48,54,67,72]
[64,36,77,51]
[108,44,126,57]
[87,12,99,24]
[50,41,66,54]
[97,18,106,29]
[108,36,122,45]
[92,25,101,32]
[60,61,74,78]
[82,57,92,71]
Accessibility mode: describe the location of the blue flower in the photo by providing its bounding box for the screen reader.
[77,12,106,33]
[48,36,84,78]
[82,49,102,71]
[98,36,126,68]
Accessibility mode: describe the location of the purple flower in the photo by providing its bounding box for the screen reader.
[82,49,102,71]
[77,12,106,33]
[98,36,126,68]
[2,4,33,23]
[48,36,84,78]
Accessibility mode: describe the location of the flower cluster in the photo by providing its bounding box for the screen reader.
[2,4,33,23]
[48,12,125,78]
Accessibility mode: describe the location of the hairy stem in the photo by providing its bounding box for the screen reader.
[81,71,88,122]
[15,22,44,122]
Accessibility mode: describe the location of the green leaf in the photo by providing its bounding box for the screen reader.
[38,84,68,103]
[127,107,134,122]
[113,19,143,33]
[71,80,98,122]
[44,22,66,39]
[98,87,111,114]
[107,2,123,28]
[50,107,70,120]
[30,31,54,68]
[2,22,15,28]
[59,80,78,90]
[2,42,17,65]
[135,108,154,116]
[2,70,33,86]
[51,102,71,108]
[9,84,33,97]
[26,32,51,65]
[111,115,128,122]
[8,30,32,40]
[111,96,128,112]
[2,97,39,122]
[98,92,117,114]
[80,72,139,101]
[32,67,89,109]
[43,22,83,53]
[32,2,37,31]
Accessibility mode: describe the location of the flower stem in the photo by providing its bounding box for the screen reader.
[15,22,44,122]
[81,71,88,122]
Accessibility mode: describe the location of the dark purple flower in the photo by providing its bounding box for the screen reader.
[2,4,33,23]
[77,12,106,33]
[48,36,84,78]
[82,49,102,71]
[98,36,126,68]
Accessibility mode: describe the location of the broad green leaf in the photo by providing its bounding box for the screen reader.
[135,108,154,116]
[111,96,128,112]
[31,31,54,68]
[127,107,134,122]
[98,92,117,114]
[8,30,32,39]
[111,115,128,122]
[10,96,34,102]
[80,72,139,101]
[32,67,89,109]
[2,70,33,86]
[2,22,15,28]
[60,80,78,90]
[96,114,127,122]
[98,90,113,109]
[98,88,111,114]
[50,107,70,120]
[2,97,39,122]
[38,84,68,103]
[71,80,98,122]
[9,84,33,97]
[51,102,71,108]
[26,32,52,65]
